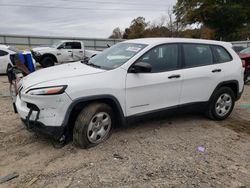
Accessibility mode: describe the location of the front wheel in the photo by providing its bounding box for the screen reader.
[73,103,114,148]
[206,87,235,120]
[40,56,55,68]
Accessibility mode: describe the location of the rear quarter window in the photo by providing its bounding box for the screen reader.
[213,45,232,63]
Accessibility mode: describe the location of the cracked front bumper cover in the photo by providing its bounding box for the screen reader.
[22,107,64,140]
[21,118,65,140]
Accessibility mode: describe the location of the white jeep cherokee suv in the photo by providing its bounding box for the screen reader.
[15,38,244,148]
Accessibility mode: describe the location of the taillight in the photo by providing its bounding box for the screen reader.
[242,59,246,68]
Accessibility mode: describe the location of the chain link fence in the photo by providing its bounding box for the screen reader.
[0,34,124,51]
[1,34,249,50]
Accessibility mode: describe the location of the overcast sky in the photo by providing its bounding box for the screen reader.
[0,0,177,38]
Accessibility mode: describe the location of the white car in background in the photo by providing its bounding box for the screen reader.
[0,45,21,74]
[0,45,35,74]
[31,40,100,68]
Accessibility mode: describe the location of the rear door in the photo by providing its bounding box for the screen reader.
[0,50,9,73]
[178,43,224,104]
[71,42,85,61]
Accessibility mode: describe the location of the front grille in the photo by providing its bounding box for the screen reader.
[31,50,41,62]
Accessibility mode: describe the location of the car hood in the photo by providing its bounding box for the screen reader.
[32,47,54,52]
[20,61,105,89]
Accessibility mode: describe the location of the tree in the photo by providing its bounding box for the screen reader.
[126,17,148,39]
[109,27,122,39]
[174,0,250,40]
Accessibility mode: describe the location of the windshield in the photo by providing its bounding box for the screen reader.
[88,43,147,70]
[240,47,250,54]
[51,41,63,48]
[8,46,22,53]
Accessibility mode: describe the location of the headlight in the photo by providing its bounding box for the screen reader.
[26,85,67,95]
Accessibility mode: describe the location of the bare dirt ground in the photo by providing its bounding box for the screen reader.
[0,75,249,188]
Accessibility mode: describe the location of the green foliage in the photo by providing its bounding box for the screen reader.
[174,0,250,40]
[123,17,148,39]
[121,16,175,39]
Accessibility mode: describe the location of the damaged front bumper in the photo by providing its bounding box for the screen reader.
[15,92,72,139]
[31,50,42,63]
[21,118,65,140]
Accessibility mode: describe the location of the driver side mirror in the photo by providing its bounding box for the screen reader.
[129,62,152,73]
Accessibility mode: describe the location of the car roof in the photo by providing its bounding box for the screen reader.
[122,38,232,47]
[60,40,82,43]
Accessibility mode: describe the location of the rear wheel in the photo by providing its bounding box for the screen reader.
[73,103,114,148]
[244,74,250,84]
[206,87,235,120]
[40,56,55,68]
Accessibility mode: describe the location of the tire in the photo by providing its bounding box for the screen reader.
[73,103,114,148]
[206,87,235,120]
[244,74,249,84]
[40,56,55,68]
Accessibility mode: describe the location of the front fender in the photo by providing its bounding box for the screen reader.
[61,94,126,128]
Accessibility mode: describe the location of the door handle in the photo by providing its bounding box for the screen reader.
[212,69,221,73]
[79,51,83,53]
[68,50,72,52]
[168,74,181,79]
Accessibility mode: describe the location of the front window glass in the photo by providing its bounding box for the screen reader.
[89,43,147,70]
[51,41,63,48]
[137,44,178,73]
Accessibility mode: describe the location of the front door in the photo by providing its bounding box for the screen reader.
[125,44,182,116]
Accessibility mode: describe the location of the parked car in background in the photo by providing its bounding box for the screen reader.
[0,45,35,74]
[239,47,250,82]
[239,46,250,55]
[16,38,244,148]
[31,40,100,68]
[232,46,246,53]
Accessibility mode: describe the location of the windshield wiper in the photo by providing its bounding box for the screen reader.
[87,62,101,68]
[81,58,101,68]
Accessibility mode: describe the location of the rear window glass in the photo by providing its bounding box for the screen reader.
[213,46,232,63]
[0,50,8,56]
[183,44,213,68]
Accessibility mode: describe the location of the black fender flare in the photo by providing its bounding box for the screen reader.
[61,94,126,128]
[208,80,240,102]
